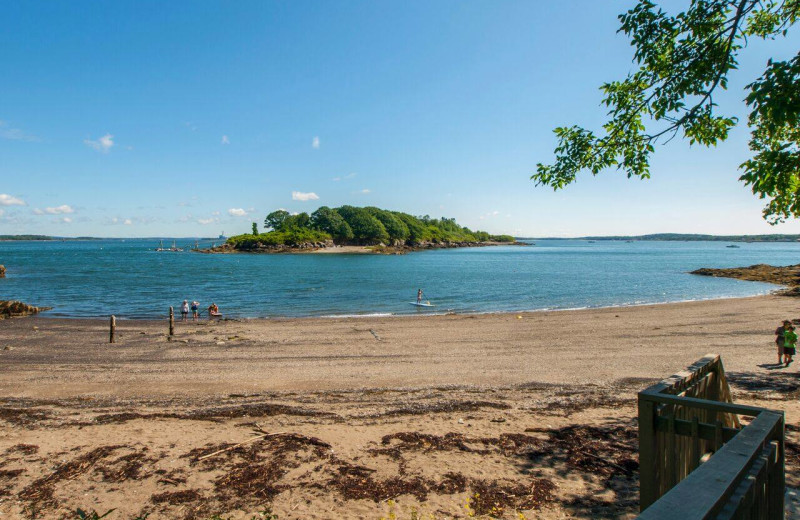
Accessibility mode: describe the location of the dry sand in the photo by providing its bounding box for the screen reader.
[0,295,798,519]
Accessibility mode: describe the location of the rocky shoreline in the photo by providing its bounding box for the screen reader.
[199,240,525,255]
[691,263,800,296]
[0,300,53,319]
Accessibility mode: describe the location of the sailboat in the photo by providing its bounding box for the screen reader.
[155,240,183,252]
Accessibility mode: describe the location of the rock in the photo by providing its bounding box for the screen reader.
[0,301,53,320]
[0,265,5,278]
[691,263,800,290]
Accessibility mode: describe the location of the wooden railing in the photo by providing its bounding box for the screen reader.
[637,354,785,519]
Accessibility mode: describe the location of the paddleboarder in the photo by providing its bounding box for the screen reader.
[417,289,423,304]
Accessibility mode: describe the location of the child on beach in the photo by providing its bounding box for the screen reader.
[774,320,790,364]
[783,324,796,366]
[191,301,199,321]
[181,300,189,321]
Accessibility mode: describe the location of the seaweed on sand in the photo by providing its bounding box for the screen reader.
[470,478,556,516]
[18,445,125,509]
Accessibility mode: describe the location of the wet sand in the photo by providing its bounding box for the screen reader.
[0,295,798,519]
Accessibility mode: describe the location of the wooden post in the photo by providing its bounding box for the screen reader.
[169,306,174,336]
[638,394,657,511]
[109,315,116,343]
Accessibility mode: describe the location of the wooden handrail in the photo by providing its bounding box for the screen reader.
[637,354,785,519]
[636,411,783,520]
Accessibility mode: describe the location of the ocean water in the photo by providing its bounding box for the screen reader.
[0,239,796,319]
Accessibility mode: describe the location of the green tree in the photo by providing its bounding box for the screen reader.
[252,222,258,235]
[533,0,800,223]
[282,212,311,230]
[395,213,431,243]
[264,210,290,231]
[365,207,410,242]
[310,206,354,242]
[336,205,390,244]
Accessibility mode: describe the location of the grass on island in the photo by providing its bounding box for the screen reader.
[226,206,515,249]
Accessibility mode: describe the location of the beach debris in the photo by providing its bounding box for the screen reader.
[216,341,225,345]
[196,431,288,461]
[0,301,52,320]
[18,445,125,508]
[369,329,381,341]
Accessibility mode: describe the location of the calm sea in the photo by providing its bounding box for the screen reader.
[0,239,796,319]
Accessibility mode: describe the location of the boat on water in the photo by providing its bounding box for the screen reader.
[155,240,183,252]
[726,245,741,248]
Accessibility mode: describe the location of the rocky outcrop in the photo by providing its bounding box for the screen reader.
[201,239,524,255]
[0,265,5,278]
[691,264,800,295]
[200,240,335,254]
[0,300,53,319]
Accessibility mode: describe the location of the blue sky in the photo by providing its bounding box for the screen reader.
[1,1,799,237]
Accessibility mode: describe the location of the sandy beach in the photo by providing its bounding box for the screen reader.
[1,295,798,519]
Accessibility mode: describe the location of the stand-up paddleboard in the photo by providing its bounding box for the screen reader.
[409,301,435,307]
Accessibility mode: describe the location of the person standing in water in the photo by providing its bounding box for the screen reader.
[181,300,189,321]
[417,289,423,304]
[191,300,200,321]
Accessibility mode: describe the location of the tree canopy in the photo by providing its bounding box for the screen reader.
[533,0,800,223]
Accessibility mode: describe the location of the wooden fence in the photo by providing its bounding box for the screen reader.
[637,354,785,519]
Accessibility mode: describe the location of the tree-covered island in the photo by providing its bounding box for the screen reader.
[207,206,517,254]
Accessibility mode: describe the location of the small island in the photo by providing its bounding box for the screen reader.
[203,206,519,254]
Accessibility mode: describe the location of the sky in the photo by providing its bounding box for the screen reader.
[1,1,799,238]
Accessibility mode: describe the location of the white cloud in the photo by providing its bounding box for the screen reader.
[221,135,230,145]
[352,188,370,195]
[212,211,221,216]
[124,218,133,225]
[312,136,320,149]
[197,218,218,225]
[228,208,248,217]
[0,209,4,217]
[332,172,356,181]
[0,120,39,142]
[292,191,319,202]
[0,194,25,206]
[41,204,74,215]
[61,217,72,223]
[84,133,114,152]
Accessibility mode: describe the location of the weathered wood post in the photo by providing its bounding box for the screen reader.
[109,315,116,343]
[637,394,657,511]
[169,306,175,336]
